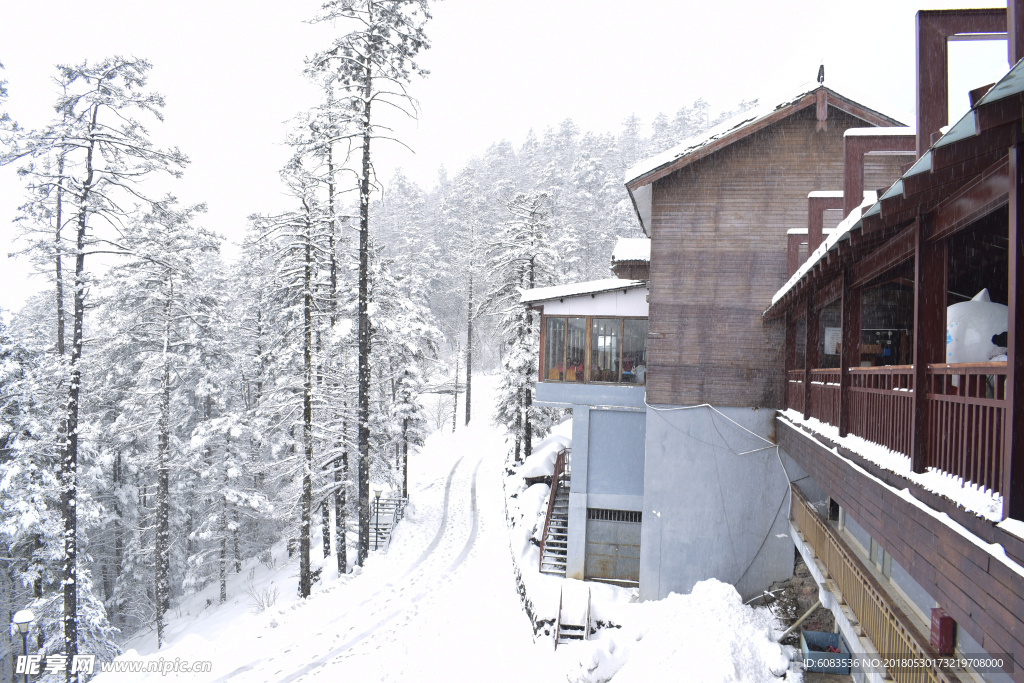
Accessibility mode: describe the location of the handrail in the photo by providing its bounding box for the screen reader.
[554,586,563,651]
[538,448,568,572]
[584,587,591,642]
[791,485,963,683]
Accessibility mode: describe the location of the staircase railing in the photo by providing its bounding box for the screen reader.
[539,448,568,572]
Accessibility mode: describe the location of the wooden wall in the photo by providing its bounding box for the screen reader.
[779,417,1024,683]
[647,107,878,407]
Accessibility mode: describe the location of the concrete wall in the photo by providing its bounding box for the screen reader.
[535,383,648,581]
[640,404,797,602]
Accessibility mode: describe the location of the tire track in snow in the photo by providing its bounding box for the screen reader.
[212,455,466,683]
[270,455,485,683]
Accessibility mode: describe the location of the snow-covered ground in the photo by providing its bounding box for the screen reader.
[95,376,800,682]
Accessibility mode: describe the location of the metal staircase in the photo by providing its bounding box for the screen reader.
[539,449,570,576]
[370,496,408,551]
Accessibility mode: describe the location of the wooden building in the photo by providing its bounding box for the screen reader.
[759,6,1024,682]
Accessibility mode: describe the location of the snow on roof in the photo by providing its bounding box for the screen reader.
[770,191,877,307]
[520,278,646,304]
[624,83,902,189]
[843,126,915,137]
[611,237,651,263]
[808,190,843,198]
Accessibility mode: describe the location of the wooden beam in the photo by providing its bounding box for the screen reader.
[1005,142,1024,520]
[851,223,918,289]
[787,233,805,278]
[844,133,916,217]
[804,292,819,421]
[910,216,947,473]
[839,268,861,438]
[931,121,1020,172]
[1011,0,1024,64]
[916,9,1007,158]
[902,149,1004,198]
[814,275,844,311]
[808,195,844,254]
[928,157,1010,243]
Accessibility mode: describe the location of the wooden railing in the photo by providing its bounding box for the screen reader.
[924,363,1008,496]
[791,486,959,683]
[786,370,805,413]
[808,369,841,426]
[848,366,915,457]
[538,448,569,572]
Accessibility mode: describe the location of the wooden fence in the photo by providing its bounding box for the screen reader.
[924,363,1008,496]
[791,486,961,683]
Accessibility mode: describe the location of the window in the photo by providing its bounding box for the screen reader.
[540,315,647,386]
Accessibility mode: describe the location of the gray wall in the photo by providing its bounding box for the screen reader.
[536,382,648,581]
[640,405,795,602]
[588,409,646,500]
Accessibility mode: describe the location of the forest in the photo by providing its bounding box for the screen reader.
[0,0,752,672]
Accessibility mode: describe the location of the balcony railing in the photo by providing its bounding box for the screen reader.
[786,370,804,413]
[787,362,1008,497]
[924,363,1008,496]
[849,366,915,457]
[809,369,841,426]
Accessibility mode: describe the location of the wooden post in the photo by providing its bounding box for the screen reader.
[1004,143,1024,520]
[910,215,947,474]
[786,311,797,410]
[839,269,861,437]
[1010,0,1024,66]
[804,293,819,421]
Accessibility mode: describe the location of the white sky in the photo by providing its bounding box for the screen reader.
[0,0,1013,315]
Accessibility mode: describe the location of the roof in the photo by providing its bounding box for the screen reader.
[520,278,647,305]
[623,84,903,234]
[611,237,651,263]
[764,55,1024,318]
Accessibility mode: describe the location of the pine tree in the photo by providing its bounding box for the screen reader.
[2,57,186,675]
[307,0,433,566]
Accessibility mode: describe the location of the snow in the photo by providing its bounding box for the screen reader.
[808,190,843,198]
[91,377,806,682]
[769,191,878,308]
[519,278,646,304]
[780,409,1003,521]
[843,126,915,137]
[519,433,571,479]
[779,412,1024,581]
[610,238,650,264]
[998,518,1024,542]
[570,580,796,683]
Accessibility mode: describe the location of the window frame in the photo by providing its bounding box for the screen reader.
[539,314,648,386]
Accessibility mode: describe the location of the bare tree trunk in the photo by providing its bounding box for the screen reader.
[356,58,373,567]
[465,270,473,426]
[524,258,535,459]
[452,339,459,432]
[155,286,172,647]
[299,214,315,598]
[336,405,348,574]
[61,104,100,675]
[401,417,409,498]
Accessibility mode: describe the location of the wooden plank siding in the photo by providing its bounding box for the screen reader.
[647,107,875,407]
[778,416,1024,682]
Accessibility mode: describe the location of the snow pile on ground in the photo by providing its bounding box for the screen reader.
[520,432,571,480]
[781,409,1002,521]
[570,580,797,683]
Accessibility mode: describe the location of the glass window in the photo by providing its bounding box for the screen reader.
[543,317,565,381]
[622,319,648,385]
[566,317,586,383]
[590,318,621,383]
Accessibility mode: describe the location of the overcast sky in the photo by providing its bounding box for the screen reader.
[0,0,1012,315]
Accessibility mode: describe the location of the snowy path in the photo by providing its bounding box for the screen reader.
[105,376,564,683]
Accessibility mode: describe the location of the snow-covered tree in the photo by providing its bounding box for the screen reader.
[307,0,433,566]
